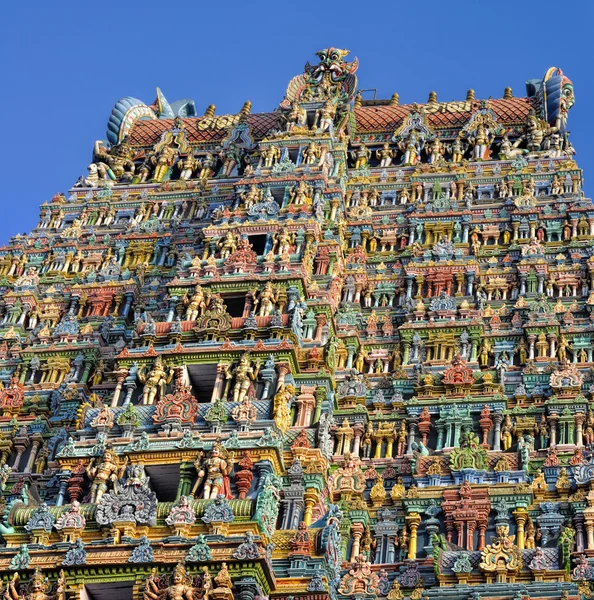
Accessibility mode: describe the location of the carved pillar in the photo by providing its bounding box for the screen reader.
[303,488,317,526]
[477,523,487,550]
[406,513,421,560]
[350,522,365,560]
[23,434,43,473]
[576,413,586,447]
[513,509,527,550]
[111,368,128,407]
[575,514,585,553]
[211,362,229,402]
[492,413,503,452]
[352,423,364,457]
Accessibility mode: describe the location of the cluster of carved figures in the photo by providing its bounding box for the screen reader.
[0,48,592,600]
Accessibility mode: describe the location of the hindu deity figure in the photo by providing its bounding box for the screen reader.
[153,145,178,182]
[273,228,294,256]
[261,145,281,168]
[86,448,127,503]
[501,415,514,451]
[285,101,307,132]
[138,356,174,405]
[398,131,423,166]
[176,154,199,180]
[396,421,408,456]
[198,153,216,180]
[468,120,494,160]
[352,144,371,169]
[289,180,312,206]
[226,353,260,404]
[192,443,233,499]
[184,285,208,321]
[301,141,321,165]
[427,134,446,164]
[273,383,295,433]
[448,134,466,162]
[499,131,525,159]
[217,230,239,259]
[7,569,65,600]
[478,338,492,367]
[218,143,243,178]
[376,143,395,168]
[144,563,197,600]
[93,138,136,181]
[317,99,337,132]
[256,282,279,317]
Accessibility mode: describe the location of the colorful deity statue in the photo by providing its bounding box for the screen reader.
[192,443,234,500]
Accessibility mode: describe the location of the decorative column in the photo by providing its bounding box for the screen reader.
[350,522,365,560]
[513,509,528,550]
[211,363,230,402]
[111,368,129,407]
[406,513,421,559]
[575,514,585,553]
[12,430,30,471]
[303,488,318,526]
[492,413,503,452]
[352,423,364,457]
[576,413,586,447]
[23,434,43,473]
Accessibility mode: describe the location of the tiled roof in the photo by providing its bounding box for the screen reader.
[128,97,534,147]
[129,113,282,147]
[354,97,534,133]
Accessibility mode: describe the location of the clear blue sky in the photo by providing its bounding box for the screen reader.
[0,1,592,244]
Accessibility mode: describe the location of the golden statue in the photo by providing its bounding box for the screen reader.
[138,356,174,405]
[302,141,321,165]
[273,383,295,433]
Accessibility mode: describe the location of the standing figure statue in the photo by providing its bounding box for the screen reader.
[399,130,423,166]
[138,356,174,405]
[317,99,337,132]
[302,141,321,165]
[226,353,260,404]
[285,101,307,132]
[191,443,234,499]
[376,143,395,168]
[176,154,199,180]
[256,282,278,317]
[153,145,178,182]
[448,134,466,163]
[86,448,128,503]
[468,122,495,161]
[218,143,243,178]
[184,285,209,321]
[351,144,371,169]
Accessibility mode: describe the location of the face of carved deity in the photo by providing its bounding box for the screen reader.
[314,48,353,80]
[560,81,575,114]
[173,569,185,584]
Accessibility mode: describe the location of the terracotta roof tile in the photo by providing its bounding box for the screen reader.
[129,113,282,147]
[354,97,534,133]
[128,98,533,147]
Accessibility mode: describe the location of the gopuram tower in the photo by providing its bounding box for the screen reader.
[0,48,591,600]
